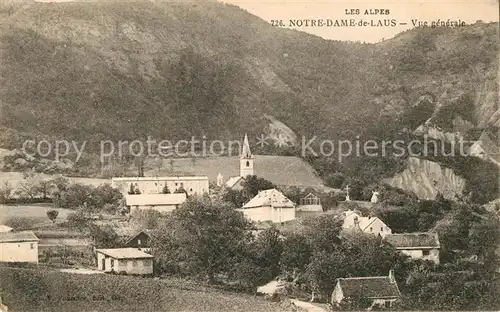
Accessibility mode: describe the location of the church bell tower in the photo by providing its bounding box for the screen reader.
[240,134,254,178]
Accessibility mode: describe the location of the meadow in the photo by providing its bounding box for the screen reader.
[0,204,74,225]
[0,171,108,190]
[0,267,295,312]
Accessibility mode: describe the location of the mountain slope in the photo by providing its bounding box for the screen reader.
[0,1,496,148]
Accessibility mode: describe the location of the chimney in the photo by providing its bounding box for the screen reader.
[389,269,396,284]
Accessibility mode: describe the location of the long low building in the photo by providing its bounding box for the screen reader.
[112,176,209,196]
[96,248,153,275]
[125,193,187,213]
[0,231,39,263]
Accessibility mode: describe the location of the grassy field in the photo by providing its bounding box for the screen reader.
[0,171,109,190]
[145,155,324,188]
[0,267,295,312]
[0,204,74,226]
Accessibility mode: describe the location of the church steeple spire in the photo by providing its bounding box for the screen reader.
[240,134,254,177]
[241,134,252,159]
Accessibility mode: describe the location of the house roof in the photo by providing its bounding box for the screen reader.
[384,232,440,249]
[96,248,153,259]
[242,189,295,209]
[358,217,386,232]
[125,193,187,207]
[0,225,13,233]
[337,276,401,299]
[125,229,153,245]
[0,231,39,243]
[225,176,244,188]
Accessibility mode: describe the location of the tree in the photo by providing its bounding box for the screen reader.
[0,181,13,203]
[152,195,253,283]
[89,223,119,248]
[241,175,275,200]
[254,226,283,278]
[161,184,171,194]
[302,214,343,253]
[46,209,59,223]
[174,186,187,195]
[50,176,70,201]
[130,209,162,230]
[66,210,89,231]
[36,180,54,199]
[222,189,246,208]
[128,184,136,195]
[280,186,302,205]
[325,172,345,189]
[16,177,40,200]
[280,233,312,281]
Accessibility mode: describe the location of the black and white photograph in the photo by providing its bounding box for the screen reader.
[0,0,498,311]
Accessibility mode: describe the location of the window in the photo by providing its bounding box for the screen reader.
[175,183,178,186]
[132,260,138,267]
[143,259,152,266]
[119,260,127,266]
[422,250,430,256]
[370,227,373,232]
[30,243,34,249]
[138,239,142,246]
[246,161,250,167]
[385,301,392,308]
[111,259,115,268]
[381,227,384,232]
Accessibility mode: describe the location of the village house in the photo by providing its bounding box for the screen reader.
[331,270,401,309]
[125,193,187,213]
[237,189,296,223]
[0,231,39,263]
[342,211,392,238]
[112,176,209,196]
[96,248,153,275]
[124,230,152,253]
[384,232,441,264]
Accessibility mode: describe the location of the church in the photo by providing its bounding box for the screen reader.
[218,134,254,190]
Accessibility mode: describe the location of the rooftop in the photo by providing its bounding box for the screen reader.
[0,225,13,233]
[242,189,295,209]
[337,276,401,299]
[384,232,440,249]
[225,176,244,188]
[96,248,153,259]
[0,231,39,243]
[125,193,187,206]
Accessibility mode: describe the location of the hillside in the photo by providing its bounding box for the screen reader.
[0,266,294,312]
[144,155,324,188]
[0,1,497,147]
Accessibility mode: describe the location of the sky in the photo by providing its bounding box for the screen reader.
[221,0,499,42]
